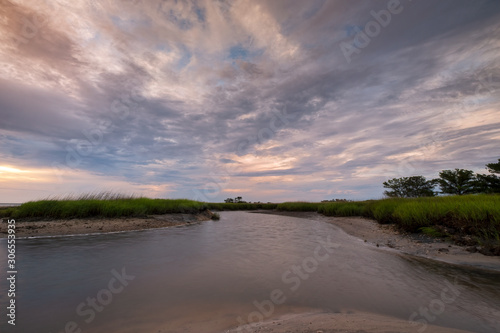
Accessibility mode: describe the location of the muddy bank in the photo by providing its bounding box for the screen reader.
[252,211,500,272]
[0,210,216,238]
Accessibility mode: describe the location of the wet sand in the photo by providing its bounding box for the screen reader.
[224,310,475,333]
[232,211,500,333]
[0,210,215,238]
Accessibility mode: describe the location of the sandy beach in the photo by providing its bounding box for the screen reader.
[224,310,476,333]
[0,210,215,238]
[226,211,500,333]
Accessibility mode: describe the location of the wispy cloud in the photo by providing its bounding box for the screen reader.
[1,0,499,202]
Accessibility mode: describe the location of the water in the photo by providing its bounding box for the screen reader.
[1,211,499,332]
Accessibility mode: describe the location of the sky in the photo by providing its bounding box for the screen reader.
[0,0,500,203]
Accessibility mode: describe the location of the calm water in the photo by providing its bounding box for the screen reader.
[1,211,499,332]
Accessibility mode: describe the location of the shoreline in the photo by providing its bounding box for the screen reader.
[224,310,475,333]
[0,210,215,238]
[2,209,499,270]
[252,210,500,272]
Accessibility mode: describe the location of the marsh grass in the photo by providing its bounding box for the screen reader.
[0,192,208,220]
[318,202,365,216]
[276,202,321,212]
[276,195,500,242]
[1,192,498,243]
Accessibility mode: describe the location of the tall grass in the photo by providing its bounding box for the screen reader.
[277,202,321,212]
[2,192,498,242]
[275,195,500,241]
[276,201,365,216]
[0,193,208,219]
[0,192,278,220]
[390,195,500,238]
[318,202,365,217]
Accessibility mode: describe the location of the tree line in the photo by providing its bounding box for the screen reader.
[383,159,500,197]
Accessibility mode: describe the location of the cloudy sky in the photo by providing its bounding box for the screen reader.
[1,0,499,203]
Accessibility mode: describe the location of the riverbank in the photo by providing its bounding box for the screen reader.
[276,195,500,254]
[225,310,474,333]
[0,210,215,238]
[253,211,500,271]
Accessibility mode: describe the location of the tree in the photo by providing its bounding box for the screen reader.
[476,158,500,193]
[225,196,246,203]
[383,176,436,198]
[475,173,500,193]
[435,169,478,195]
[486,159,500,174]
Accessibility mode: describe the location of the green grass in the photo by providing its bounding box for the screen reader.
[389,195,500,238]
[0,193,277,220]
[276,201,365,217]
[0,193,209,220]
[364,199,402,224]
[274,195,500,242]
[318,202,365,217]
[2,192,498,243]
[276,202,322,212]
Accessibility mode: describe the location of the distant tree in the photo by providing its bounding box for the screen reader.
[475,158,500,193]
[224,198,234,203]
[321,198,350,202]
[383,176,436,198]
[486,159,500,174]
[235,196,242,203]
[475,174,500,193]
[435,169,478,195]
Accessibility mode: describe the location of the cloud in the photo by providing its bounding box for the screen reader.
[0,0,500,202]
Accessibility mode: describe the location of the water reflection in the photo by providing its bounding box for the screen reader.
[0,211,499,333]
